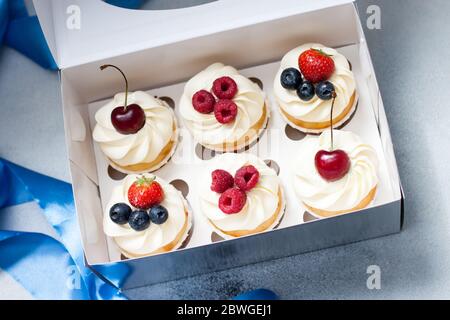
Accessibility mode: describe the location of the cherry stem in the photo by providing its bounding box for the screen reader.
[330,91,337,151]
[100,64,128,110]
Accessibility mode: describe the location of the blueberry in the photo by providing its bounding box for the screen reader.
[296,81,315,101]
[149,205,169,225]
[316,81,335,100]
[128,210,150,231]
[109,203,132,225]
[280,68,302,90]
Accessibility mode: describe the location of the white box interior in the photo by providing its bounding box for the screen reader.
[57,3,402,265]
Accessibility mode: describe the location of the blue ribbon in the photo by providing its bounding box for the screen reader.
[233,289,279,300]
[105,0,145,10]
[0,0,57,69]
[0,158,127,300]
[0,0,7,43]
[0,231,91,299]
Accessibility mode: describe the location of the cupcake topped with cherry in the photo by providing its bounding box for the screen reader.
[274,43,357,133]
[104,174,192,258]
[179,63,268,152]
[291,95,378,218]
[199,153,284,238]
[93,65,178,173]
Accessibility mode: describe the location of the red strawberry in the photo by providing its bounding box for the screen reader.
[298,48,335,83]
[128,176,164,210]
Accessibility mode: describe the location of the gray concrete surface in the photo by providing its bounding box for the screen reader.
[1,0,449,299]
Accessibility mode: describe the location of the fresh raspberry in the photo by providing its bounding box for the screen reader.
[298,48,335,83]
[192,90,215,114]
[212,76,238,99]
[214,99,238,124]
[211,169,234,193]
[218,188,247,214]
[128,176,164,209]
[234,165,260,191]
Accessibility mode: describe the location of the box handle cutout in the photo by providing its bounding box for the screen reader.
[284,125,306,141]
[249,77,264,90]
[264,159,280,175]
[107,165,127,181]
[170,179,189,197]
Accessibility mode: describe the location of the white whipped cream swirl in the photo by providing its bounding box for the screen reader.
[93,91,176,167]
[103,174,189,257]
[292,130,378,212]
[179,63,265,146]
[200,153,281,233]
[274,43,356,123]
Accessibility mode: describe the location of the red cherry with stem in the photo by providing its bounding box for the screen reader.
[110,104,146,135]
[314,91,351,182]
[100,64,146,135]
[315,150,350,181]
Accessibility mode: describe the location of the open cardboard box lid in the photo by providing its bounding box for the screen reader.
[33,0,354,69]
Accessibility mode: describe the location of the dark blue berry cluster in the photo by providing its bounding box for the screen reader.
[280,68,335,101]
[110,203,169,231]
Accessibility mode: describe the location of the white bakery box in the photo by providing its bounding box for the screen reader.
[34,0,404,289]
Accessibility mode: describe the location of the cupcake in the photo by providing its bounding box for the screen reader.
[93,65,177,173]
[199,153,284,238]
[292,130,378,218]
[103,173,193,258]
[274,44,357,133]
[179,63,268,152]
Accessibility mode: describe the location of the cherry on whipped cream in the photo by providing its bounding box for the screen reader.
[100,64,146,135]
[315,149,350,181]
[314,91,351,182]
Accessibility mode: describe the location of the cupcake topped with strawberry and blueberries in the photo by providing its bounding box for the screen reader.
[104,174,192,258]
[179,63,268,152]
[273,44,358,133]
[199,153,285,238]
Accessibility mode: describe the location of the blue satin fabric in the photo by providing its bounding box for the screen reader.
[0,0,7,43]
[105,0,145,10]
[0,158,127,300]
[233,289,279,300]
[0,231,90,299]
[0,0,57,69]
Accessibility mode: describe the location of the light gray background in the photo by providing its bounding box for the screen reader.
[1,0,449,299]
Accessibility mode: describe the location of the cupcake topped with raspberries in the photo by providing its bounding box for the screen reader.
[179,63,268,152]
[103,174,192,258]
[199,153,284,238]
[273,44,357,133]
